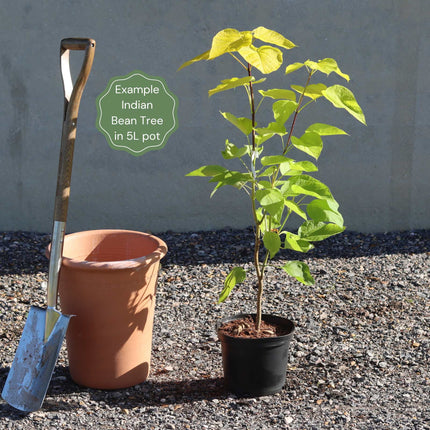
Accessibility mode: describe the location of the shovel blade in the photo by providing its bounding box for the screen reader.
[1,306,71,412]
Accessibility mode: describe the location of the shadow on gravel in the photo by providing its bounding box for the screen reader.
[1,363,227,416]
[44,366,228,407]
[0,399,79,419]
[94,377,228,407]
[46,366,228,407]
[160,228,430,267]
[0,403,30,420]
[1,229,429,275]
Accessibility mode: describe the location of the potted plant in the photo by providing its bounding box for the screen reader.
[179,27,365,396]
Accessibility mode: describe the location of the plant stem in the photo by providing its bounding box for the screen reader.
[248,63,256,152]
[256,249,270,331]
[256,71,314,330]
[229,52,248,70]
[247,62,264,332]
[254,224,263,331]
[270,70,314,189]
[283,71,313,154]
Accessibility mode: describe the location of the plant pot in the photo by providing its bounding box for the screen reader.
[47,229,167,389]
[217,314,295,397]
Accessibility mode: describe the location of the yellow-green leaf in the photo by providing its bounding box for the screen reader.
[259,88,296,101]
[261,155,292,166]
[322,85,366,125]
[288,161,318,173]
[298,220,345,241]
[285,62,304,75]
[219,267,246,303]
[291,133,323,160]
[255,188,285,218]
[209,28,253,59]
[272,100,298,124]
[221,112,253,135]
[254,123,286,145]
[222,140,248,159]
[306,123,348,136]
[305,58,350,81]
[263,231,281,258]
[282,233,314,253]
[178,50,210,71]
[285,200,307,220]
[238,45,283,74]
[307,198,344,227]
[252,26,296,50]
[291,83,327,100]
[282,260,315,284]
[209,76,254,97]
[186,165,227,177]
[255,121,287,137]
[282,175,333,199]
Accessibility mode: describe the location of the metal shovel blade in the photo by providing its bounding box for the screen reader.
[1,306,71,412]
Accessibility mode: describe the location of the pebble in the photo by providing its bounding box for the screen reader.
[0,228,429,429]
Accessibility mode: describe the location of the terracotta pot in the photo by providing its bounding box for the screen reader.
[47,229,167,389]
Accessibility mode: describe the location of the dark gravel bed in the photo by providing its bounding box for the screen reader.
[0,228,429,429]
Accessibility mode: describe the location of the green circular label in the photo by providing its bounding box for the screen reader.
[96,70,178,156]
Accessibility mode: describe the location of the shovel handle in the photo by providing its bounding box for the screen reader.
[54,38,96,222]
[47,39,95,313]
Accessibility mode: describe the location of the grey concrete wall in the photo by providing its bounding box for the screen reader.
[0,0,428,234]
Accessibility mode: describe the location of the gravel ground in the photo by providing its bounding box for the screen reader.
[0,228,429,429]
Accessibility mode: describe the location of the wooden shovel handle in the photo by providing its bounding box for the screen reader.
[46,39,95,312]
[54,38,95,222]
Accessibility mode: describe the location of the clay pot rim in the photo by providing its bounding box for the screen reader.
[47,229,168,271]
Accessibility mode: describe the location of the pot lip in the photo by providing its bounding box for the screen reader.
[46,229,168,270]
[217,313,295,342]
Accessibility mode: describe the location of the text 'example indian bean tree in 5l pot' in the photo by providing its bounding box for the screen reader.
[179,27,366,396]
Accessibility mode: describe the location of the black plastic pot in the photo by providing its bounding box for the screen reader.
[217,314,295,397]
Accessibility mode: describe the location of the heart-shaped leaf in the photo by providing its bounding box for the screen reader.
[307,198,344,226]
[252,27,296,49]
[306,123,348,136]
[219,267,246,303]
[291,83,327,100]
[282,175,333,199]
[209,29,253,59]
[239,45,283,74]
[298,220,345,241]
[209,76,254,97]
[291,132,323,160]
[187,165,227,177]
[322,85,366,125]
[263,231,281,258]
[282,261,314,285]
[285,62,304,75]
[259,88,296,101]
[305,58,350,81]
[272,100,298,124]
[221,112,253,135]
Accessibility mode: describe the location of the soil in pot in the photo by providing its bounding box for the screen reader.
[218,315,292,339]
[218,314,295,397]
